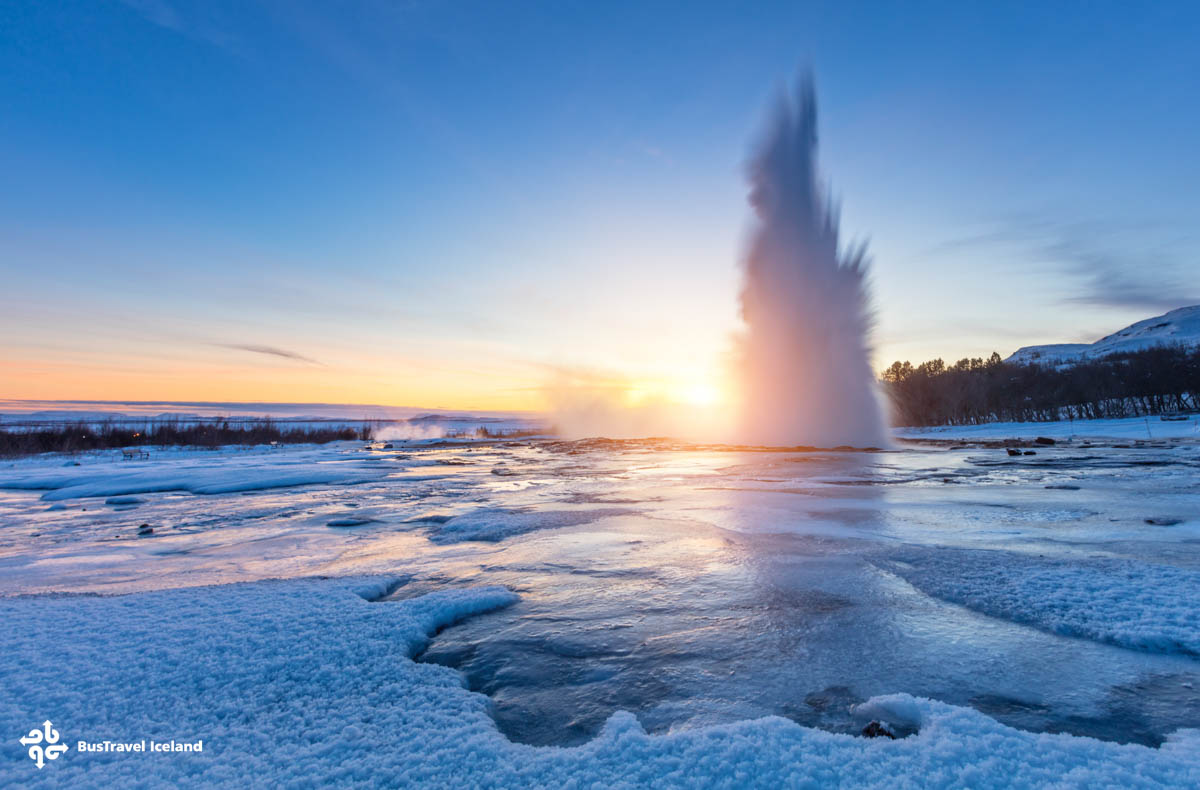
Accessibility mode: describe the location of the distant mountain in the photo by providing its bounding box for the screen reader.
[1007,305,1200,367]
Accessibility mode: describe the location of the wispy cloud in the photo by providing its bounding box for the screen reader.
[119,0,181,30]
[924,217,1200,312]
[118,0,242,54]
[214,343,322,366]
[1044,239,1200,311]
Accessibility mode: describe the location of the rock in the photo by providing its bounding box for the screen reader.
[1023,450,1037,455]
[1034,436,1056,445]
[1145,518,1182,526]
[137,524,154,535]
[1006,448,1022,456]
[861,720,896,739]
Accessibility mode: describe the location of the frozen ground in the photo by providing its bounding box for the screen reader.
[897,414,1200,441]
[1,424,1198,786]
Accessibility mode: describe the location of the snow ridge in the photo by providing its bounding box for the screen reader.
[1007,304,1200,366]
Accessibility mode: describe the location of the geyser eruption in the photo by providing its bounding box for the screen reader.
[738,75,887,447]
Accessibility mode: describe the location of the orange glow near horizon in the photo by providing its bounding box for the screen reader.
[0,348,740,416]
[0,358,534,412]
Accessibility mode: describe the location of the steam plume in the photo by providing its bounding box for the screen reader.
[737,74,887,447]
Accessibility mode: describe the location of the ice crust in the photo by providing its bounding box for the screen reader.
[884,549,1200,656]
[0,449,389,501]
[431,506,633,543]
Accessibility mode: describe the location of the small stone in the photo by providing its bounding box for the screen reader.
[1023,450,1036,455]
[1006,448,1022,456]
[862,720,896,739]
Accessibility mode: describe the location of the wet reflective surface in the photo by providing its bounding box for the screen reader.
[2,438,1198,745]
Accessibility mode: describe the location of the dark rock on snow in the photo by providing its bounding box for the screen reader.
[861,720,896,739]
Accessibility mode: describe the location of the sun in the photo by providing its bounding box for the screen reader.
[674,381,721,407]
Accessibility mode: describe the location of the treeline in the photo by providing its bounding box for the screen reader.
[0,419,374,457]
[881,346,1200,427]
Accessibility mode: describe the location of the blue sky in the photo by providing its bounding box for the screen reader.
[2,1,1198,408]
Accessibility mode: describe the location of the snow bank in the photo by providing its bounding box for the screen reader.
[883,548,1200,655]
[0,454,389,501]
[2,577,1197,788]
[431,506,632,543]
[896,415,1200,441]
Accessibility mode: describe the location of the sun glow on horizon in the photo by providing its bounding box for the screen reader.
[671,381,723,408]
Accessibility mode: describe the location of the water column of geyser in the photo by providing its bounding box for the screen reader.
[737,75,887,448]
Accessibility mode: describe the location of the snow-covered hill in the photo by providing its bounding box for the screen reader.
[1007,304,1200,366]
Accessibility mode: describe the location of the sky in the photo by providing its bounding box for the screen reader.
[2,0,1198,411]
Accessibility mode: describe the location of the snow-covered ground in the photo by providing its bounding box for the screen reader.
[3,577,1197,788]
[2,432,1199,786]
[897,414,1200,441]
